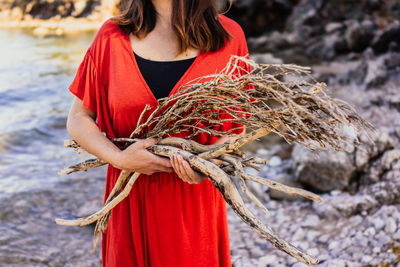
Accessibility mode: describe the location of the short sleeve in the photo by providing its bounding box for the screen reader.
[68,49,102,115]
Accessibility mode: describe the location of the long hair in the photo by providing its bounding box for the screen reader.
[111,0,232,54]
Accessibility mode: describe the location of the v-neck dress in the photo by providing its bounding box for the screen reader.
[68,14,251,267]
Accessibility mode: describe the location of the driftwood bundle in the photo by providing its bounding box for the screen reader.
[56,55,376,265]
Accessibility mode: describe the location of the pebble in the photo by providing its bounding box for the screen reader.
[306,230,319,241]
[328,240,339,250]
[292,228,305,241]
[306,248,319,256]
[227,200,400,266]
[361,255,373,263]
[250,247,264,258]
[373,217,385,230]
[268,155,282,167]
[301,214,320,228]
[372,247,381,253]
[364,227,376,236]
[385,217,397,233]
[258,255,277,265]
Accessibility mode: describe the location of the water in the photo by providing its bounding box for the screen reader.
[0,28,106,265]
[0,28,102,196]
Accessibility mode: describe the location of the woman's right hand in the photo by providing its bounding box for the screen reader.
[112,137,173,175]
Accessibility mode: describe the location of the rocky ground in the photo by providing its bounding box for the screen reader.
[226,0,400,266]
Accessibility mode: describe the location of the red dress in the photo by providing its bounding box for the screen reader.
[68,14,250,267]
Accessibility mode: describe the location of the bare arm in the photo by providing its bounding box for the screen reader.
[66,97,172,174]
[66,97,120,164]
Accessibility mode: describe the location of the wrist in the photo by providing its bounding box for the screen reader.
[109,149,124,169]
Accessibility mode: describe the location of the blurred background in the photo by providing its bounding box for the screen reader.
[0,0,399,266]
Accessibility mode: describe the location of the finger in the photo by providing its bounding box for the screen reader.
[148,152,172,168]
[181,159,206,184]
[180,158,197,180]
[156,156,172,168]
[142,137,160,148]
[177,155,194,184]
[155,158,174,173]
[171,154,185,179]
[169,155,177,171]
[156,166,173,173]
[174,155,186,178]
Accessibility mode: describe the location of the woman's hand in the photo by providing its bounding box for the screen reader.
[170,154,223,184]
[112,138,173,175]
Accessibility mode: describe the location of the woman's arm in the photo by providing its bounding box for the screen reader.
[67,97,173,175]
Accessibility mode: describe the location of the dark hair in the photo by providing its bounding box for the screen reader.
[110,0,232,54]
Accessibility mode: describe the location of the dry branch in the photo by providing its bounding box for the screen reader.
[55,55,376,265]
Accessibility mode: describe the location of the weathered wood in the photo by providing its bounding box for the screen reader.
[55,172,141,226]
[150,145,319,265]
[58,158,106,175]
[56,55,377,265]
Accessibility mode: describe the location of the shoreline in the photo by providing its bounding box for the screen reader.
[0,17,106,36]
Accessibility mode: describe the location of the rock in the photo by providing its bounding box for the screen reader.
[313,192,378,218]
[249,53,283,64]
[325,22,344,33]
[292,228,305,241]
[71,1,88,17]
[385,217,397,233]
[292,146,355,192]
[306,32,348,60]
[328,240,339,250]
[318,234,329,243]
[293,130,395,192]
[268,155,282,167]
[286,0,323,32]
[306,230,319,242]
[364,57,387,89]
[365,149,400,184]
[33,26,51,37]
[345,20,375,52]
[372,21,400,54]
[364,227,376,236]
[247,31,297,53]
[301,214,320,228]
[306,247,319,257]
[372,217,385,230]
[10,7,23,21]
[372,246,381,253]
[361,255,373,263]
[227,0,297,36]
[258,254,277,265]
[249,246,264,258]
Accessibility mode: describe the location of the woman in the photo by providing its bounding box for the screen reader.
[66,0,250,266]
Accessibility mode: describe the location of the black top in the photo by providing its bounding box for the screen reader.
[133,51,197,100]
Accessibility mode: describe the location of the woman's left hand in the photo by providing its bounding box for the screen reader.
[170,153,209,184]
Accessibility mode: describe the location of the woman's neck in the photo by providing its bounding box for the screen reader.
[152,0,172,24]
